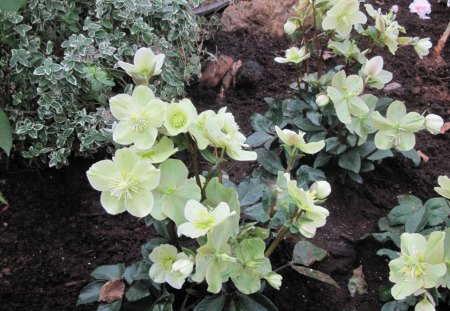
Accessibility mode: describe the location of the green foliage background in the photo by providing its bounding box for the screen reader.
[0,0,202,167]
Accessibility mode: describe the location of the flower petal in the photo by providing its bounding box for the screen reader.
[124,191,154,217]
[86,160,117,191]
[132,85,155,106]
[100,191,126,215]
[110,94,133,120]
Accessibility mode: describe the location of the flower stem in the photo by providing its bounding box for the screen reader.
[265,226,290,257]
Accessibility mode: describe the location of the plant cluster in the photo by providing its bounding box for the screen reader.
[374,176,450,311]
[249,0,443,183]
[0,0,202,167]
[78,47,335,310]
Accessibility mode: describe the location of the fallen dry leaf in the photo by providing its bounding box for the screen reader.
[441,122,450,134]
[384,82,401,92]
[417,150,430,163]
[200,55,235,88]
[348,265,368,297]
[98,280,125,303]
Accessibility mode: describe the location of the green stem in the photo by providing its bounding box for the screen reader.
[265,226,290,257]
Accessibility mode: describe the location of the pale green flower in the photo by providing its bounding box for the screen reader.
[164,99,198,136]
[389,232,446,300]
[372,101,425,151]
[327,71,369,124]
[424,114,443,135]
[149,244,194,289]
[286,174,330,238]
[230,238,276,294]
[86,148,160,217]
[360,56,393,89]
[435,176,450,199]
[189,110,215,150]
[322,0,367,37]
[328,39,365,63]
[110,86,167,149]
[151,159,201,225]
[415,297,436,311]
[178,200,236,238]
[275,126,325,154]
[413,38,432,59]
[204,108,257,161]
[130,136,178,164]
[118,47,164,85]
[263,272,283,290]
[344,94,378,145]
[274,46,310,64]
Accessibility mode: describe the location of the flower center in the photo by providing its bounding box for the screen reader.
[170,112,187,129]
[195,212,216,229]
[162,256,175,270]
[129,113,149,132]
[109,172,138,200]
[400,247,427,281]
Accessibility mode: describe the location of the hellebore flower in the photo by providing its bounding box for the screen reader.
[424,114,443,134]
[372,100,425,151]
[328,39,365,63]
[415,297,436,311]
[130,136,178,164]
[310,181,331,200]
[275,126,325,154]
[164,99,198,136]
[389,232,446,300]
[110,86,167,149]
[435,176,450,199]
[203,107,257,161]
[409,0,432,19]
[274,46,310,64]
[360,56,393,89]
[149,244,194,289]
[284,18,299,35]
[322,0,367,37]
[152,159,201,225]
[316,94,330,107]
[413,38,433,59]
[263,272,283,290]
[327,70,369,124]
[86,148,160,217]
[178,200,236,239]
[189,110,215,150]
[118,47,164,85]
[345,94,378,145]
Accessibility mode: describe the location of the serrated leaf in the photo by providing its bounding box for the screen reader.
[0,108,12,156]
[372,232,401,248]
[194,295,226,311]
[97,300,122,311]
[77,281,104,306]
[296,165,326,189]
[292,241,327,266]
[313,151,332,168]
[290,264,339,288]
[237,177,265,206]
[251,114,273,132]
[91,264,125,281]
[255,149,284,175]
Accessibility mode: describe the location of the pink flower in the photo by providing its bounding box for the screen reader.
[392,5,399,13]
[409,0,431,19]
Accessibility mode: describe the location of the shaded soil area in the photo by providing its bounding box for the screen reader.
[1,0,449,310]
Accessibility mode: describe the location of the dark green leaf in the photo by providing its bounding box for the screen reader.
[264,97,284,126]
[296,165,326,189]
[366,149,393,161]
[243,203,270,222]
[372,232,401,248]
[251,114,273,133]
[200,149,226,164]
[77,281,104,306]
[376,249,399,260]
[0,108,12,156]
[292,118,323,131]
[405,206,429,233]
[0,0,26,12]
[235,293,278,311]
[246,131,273,147]
[400,149,421,166]
[237,177,265,206]
[338,149,361,173]
[126,281,150,302]
[255,149,284,175]
[97,300,122,311]
[91,264,125,281]
[290,264,339,288]
[292,241,327,266]
[150,289,174,311]
[194,295,226,311]
[313,151,332,168]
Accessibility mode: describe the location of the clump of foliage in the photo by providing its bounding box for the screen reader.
[249,0,443,183]
[0,0,203,167]
[374,176,450,311]
[78,47,336,310]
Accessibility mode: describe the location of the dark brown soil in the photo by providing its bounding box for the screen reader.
[1,0,449,310]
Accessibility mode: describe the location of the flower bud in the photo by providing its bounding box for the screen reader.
[264,272,282,290]
[316,94,330,107]
[284,19,298,35]
[310,181,331,199]
[424,114,443,134]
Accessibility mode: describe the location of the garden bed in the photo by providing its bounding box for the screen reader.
[0,0,449,310]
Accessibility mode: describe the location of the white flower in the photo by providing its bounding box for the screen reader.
[118,47,165,85]
[263,272,283,290]
[413,38,432,59]
[275,126,325,154]
[391,5,399,13]
[424,114,443,134]
[275,47,310,64]
[177,200,236,238]
[360,56,393,89]
[409,0,431,19]
[284,19,298,35]
[149,244,194,289]
[310,181,331,200]
[316,94,330,107]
